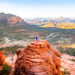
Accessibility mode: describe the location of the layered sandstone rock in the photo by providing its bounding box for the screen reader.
[0,51,5,70]
[13,40,62,75]
[7,16,23,24]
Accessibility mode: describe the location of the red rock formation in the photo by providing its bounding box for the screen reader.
[13,40,62,75]
[7,16,23,24]
[0,51,5,70]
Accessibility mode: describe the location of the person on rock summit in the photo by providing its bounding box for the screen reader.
[13,38,62,75]
[36,35,38,41]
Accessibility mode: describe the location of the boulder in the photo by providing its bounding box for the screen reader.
[0,51,5,70]
[13,40,62,75]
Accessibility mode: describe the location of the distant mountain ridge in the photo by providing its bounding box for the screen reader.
[0,12,47,39]
[0,12,28,27]
[0,12,75,40]
[25,17,75,29]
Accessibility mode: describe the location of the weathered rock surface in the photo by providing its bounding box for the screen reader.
[13,40,62,75]
[0,12,26,26]
[0,51,5,70]
[7,16,23,24]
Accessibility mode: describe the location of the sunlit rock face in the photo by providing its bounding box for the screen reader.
[13,40,62,75]
[0,51,5,70]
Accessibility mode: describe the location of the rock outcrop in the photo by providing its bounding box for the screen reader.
[13,40,62,75]
[0,12,26,26]
[7,16,23,24]
[0,51,5,70]
[0,13,6,20]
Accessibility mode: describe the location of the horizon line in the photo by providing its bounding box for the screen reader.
[0,12,75,19]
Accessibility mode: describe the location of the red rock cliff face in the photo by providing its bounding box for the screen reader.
[7,16,23,24]
[0,51,5,70]
[13,40,62,75]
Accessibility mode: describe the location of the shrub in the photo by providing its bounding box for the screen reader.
[65,48,75,56]
[57,47,75,56]
[57,47,64,53]
[0,45,24,56]
[0,63,12,75]
[62,69,70,75]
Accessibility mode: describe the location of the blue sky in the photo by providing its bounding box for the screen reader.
[0,0,75,18]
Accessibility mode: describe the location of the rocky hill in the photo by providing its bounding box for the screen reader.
[0,12,28,27]
[13,40,62,75]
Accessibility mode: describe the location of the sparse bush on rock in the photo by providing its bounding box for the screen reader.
[0,63,12,75]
